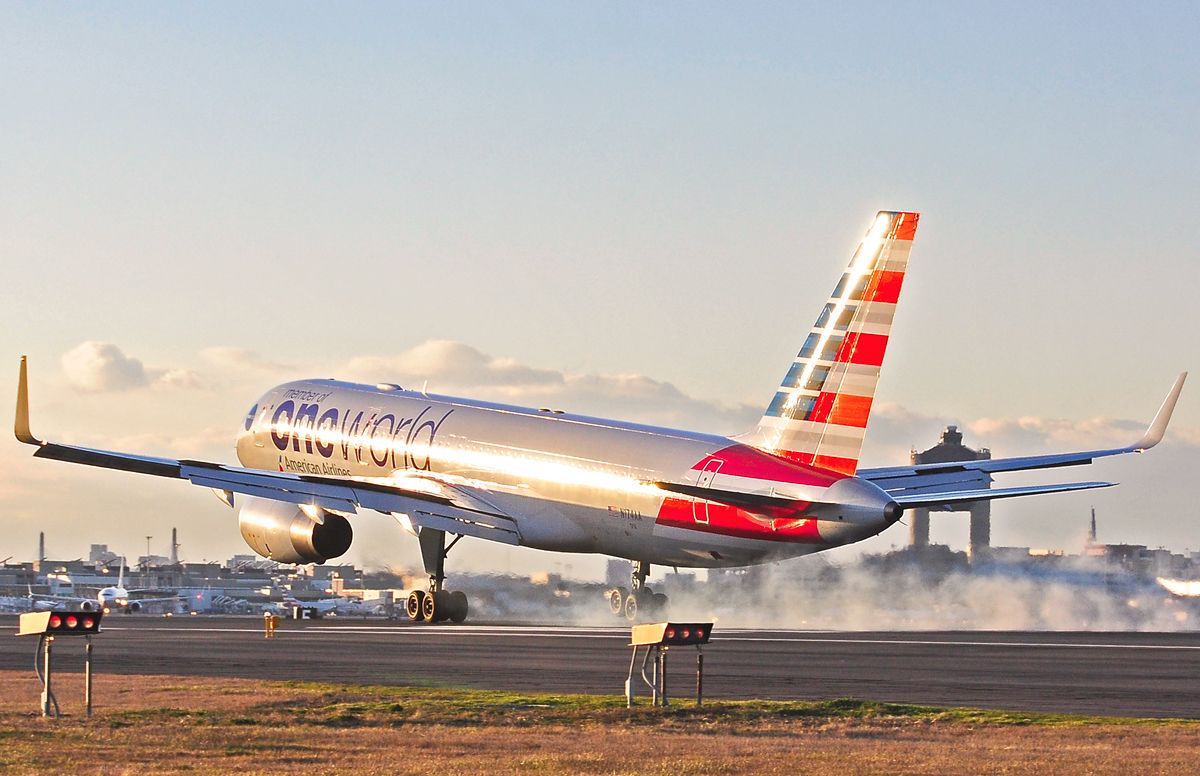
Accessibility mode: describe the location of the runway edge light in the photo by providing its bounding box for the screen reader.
[18,610,103,636]
[630,621,712,647]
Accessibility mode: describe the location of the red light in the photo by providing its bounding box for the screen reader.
[696,628,705,638]
[682,628,691,639]
[81,617,95,629]
[66,615,79,629]
[48,615,62,629]
[666,627,676,639]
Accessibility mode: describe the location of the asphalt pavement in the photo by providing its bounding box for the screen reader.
[2,616,1197,718]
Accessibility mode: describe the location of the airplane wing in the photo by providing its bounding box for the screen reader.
[123,593,185,606]
[858,373,1186,507]
[21,587,100,611]
[15,357,521,546]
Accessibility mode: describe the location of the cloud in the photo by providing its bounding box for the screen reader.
[59,339,1200,453]
[966,415,1146,453]
[154,368,204,391]
[61,341,201,393]
[857,402,960,465]
[62,342,151,392]
[851,399,1199,470]
[341,340,759,434]
[201,347,294,374]
[344,340,563,389]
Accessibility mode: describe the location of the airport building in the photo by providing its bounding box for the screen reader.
[907,425,992,558]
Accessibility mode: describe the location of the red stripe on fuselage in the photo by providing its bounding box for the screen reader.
[695,444,846,487]
[656,497,824,544]
[652,444,842,543]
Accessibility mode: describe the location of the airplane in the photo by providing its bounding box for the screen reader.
[12,558,180,613]
[276,595,372,616]
[95,557,181,614]
[14,211,1187,624]
[10,581,100,612]
[0,585,47,612]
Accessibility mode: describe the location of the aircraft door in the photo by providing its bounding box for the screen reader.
[691,458,724,525]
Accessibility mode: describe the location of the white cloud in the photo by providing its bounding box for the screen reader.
[61,341,201,393]
[201,347,294,373]
[341,340,759,434]
[848,400,1198,470]
[344,340,563,389]
[153,367,204,391]
[61,341,150,392]
[966,415,1145,453]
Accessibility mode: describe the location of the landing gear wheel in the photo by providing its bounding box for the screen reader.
[449,590,469,623]
[624,592,641,622]
[414,529,471,624]
[421,590,444,622]
[406,590,427,622]
[608,587,628,616]
[651,592,669,614]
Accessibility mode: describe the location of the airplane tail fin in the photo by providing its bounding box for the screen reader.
[118,557,125,589]
[744,211,919,475]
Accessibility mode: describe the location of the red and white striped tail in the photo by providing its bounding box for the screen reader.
[745,211,919,475]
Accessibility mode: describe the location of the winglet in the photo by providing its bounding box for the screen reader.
[15,356,43,446]
[1131,372,1187,451]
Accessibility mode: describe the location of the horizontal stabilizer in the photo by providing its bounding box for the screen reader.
[651,481,806,511]
[893,481,1115,510]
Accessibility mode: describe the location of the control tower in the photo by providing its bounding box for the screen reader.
[909,426,992,559]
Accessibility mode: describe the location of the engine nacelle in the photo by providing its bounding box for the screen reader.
[238,495,353,565]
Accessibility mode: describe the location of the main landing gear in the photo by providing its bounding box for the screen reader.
[607,560,668,621]
[405,528,469,624]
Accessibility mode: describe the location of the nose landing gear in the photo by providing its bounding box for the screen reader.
[405,528,469,624]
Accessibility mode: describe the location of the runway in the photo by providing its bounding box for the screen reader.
[2,616,1197,718]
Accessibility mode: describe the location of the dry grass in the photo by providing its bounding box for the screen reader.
[0,670,1196,775]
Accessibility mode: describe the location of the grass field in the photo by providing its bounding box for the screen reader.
[0,670,1196,774]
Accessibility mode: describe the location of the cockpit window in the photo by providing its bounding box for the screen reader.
[244,404,258,432]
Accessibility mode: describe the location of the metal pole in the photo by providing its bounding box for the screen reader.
[85,636,93,718]
[696,648,703,707]
[650,646,659,706]
[626,646,639,708]
[660,647,669,707]
[41,635,52,718]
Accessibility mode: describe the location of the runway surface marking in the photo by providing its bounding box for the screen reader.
[90,625,1200,650]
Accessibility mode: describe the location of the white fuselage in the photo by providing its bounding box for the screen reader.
[236,379,898,567]
[98,585,128,611]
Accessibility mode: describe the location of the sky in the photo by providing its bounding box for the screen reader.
[1,3,1197,578]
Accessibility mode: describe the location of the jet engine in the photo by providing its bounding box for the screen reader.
[237,495,353,564]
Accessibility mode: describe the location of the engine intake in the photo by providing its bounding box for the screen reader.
[238,496,353,564]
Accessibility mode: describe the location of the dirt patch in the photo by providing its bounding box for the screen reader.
[0,670,1195,775]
